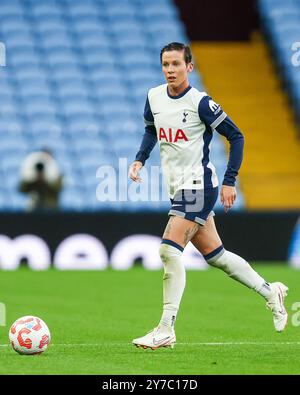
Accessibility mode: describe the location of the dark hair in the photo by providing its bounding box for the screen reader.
[160,42,192,64]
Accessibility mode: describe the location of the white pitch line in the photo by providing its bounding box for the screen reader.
[2,342,300,347]
[60,342,300,346]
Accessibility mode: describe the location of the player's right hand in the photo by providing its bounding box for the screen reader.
[220,185,236,212]
[128,161,143,183]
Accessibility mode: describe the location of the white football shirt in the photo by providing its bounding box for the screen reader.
[144,83,227,198]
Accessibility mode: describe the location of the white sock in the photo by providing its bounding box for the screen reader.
[158,241,186,331]
[205,247,272,299]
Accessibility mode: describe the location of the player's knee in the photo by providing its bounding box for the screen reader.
[203,245,226,268]
[159,242,182,266]
[159,243,170,265]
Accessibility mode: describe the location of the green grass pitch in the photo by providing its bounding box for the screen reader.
[0,264,300,375]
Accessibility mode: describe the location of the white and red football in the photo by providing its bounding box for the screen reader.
[9,316,51,355]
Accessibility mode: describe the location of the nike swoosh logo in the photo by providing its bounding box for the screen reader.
[153,336,171,346]
[153,112,160,115]
[172,204,182,207]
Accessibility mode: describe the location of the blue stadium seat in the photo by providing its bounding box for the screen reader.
[0,98,16,118]
[1,85,15,100]
[31,4,63,20]
[140,3,179,19]
[72,137,106,156]
[125,67,161,82]
[0,2,24,17]
[94,85,128,103]
[57,89,91,104]
[119,51,156,69]
[39,38,74,52]
[89,68,122,84]
[113,32,148,49]
[10,53,42,70]
[67,115,102,135]
[29,117,63,136]
[100,101,135,119]
[109,21,143,35]
[104,118,142,136]
[50,67,85,83]
[77,33,112,50]
[68,13,102,26]
[78,153,112,168]
[67,3,101,19]
[0,18,31,36]
[22,98,57,118]
[34,19,71,35]
[62,99,96,118]
[104,4,138,21]
[82,50,116,69]
[58,152,76,169]
[73,19,106,34]
[13,66,48,83]
[0,142,28,160]
[58,77,89,89]
[16,79,51,96]
[60,189,85,211]
[4,33,36,52]
[30,133,67,149]
[0,75,14,91]
[0,15,29,32]
[44,50,79,68]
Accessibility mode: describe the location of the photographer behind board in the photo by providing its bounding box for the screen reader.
[19,149,63,211]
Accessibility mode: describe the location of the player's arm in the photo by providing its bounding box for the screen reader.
[215,116,244,211]
[198,95,244,211]
[129,96,157,182]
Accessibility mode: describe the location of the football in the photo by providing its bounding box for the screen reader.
[9,316,51,355]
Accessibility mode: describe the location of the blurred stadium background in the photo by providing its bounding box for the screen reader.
[0,0,299,268]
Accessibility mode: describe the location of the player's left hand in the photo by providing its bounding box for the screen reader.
[220,185,236,213]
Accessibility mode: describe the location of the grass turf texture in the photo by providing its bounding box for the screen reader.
[0,265,300,375]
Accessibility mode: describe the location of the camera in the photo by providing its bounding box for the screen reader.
[35,162,45,172]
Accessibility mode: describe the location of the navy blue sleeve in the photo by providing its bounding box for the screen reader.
[215,116,244,186]
[135,126,157,165]
[198,95,227,129]
[134,96,157,165]
[198,95,244,186]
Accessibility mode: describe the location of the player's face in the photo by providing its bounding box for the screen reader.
[162,50,193,89]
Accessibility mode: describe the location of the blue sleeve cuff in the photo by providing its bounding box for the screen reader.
[135,126,157,165]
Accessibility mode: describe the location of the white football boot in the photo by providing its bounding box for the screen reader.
[266,282,289,332]
[132,326,176,350]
